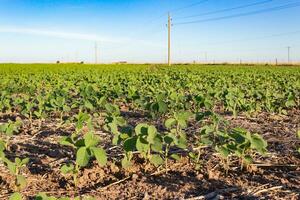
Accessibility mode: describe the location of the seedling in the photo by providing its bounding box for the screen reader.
[103,103,126,135]
[189,125,214,169]
[164,111,192,148]
[0,120,22,150]
[116,123,163,168]
[74,111,93,134]
[49,95,70,123]
[1,156,29,191]
[215,128,268,171]
[9,192,22,200]
[60,131,107,187]
[35,193,96,200]
[33,95,48,129]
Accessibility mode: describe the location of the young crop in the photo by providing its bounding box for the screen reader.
[162,112,193,171]
[164,111,192,148]
[0,155,29,191]
[74,111,93,134]
[215,128,268,171]
[0,120,22,150]
[103,103,126,136]
[48,95,70,123]
[35,193,96,200]
[134,123,164,166]
[60,131,107,187]
[9,192,22,200]
[189,125,214,169]
[113,123,164,168]
[0,91,12,114]
[33,95,48,129]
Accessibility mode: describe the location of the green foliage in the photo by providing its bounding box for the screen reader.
[9,192,22,200]
[0,120,23,150]
[215,128,268,170]
[1,156,29,191]
[0,64,296,198]
[35,193,96,200]
[0,120,22,137]
[60,130,107,187]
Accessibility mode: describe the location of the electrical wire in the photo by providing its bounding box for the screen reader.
[196,30,300,46]
[174,2,300,25]
[175,0,273,19]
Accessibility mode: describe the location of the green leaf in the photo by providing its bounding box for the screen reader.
[158,101,168,113]
[149,154,163,167]
[121,157,132,169]
[151,137,163,152]
[15,158,21,165]
[123,137,137,152]
[76,147,90,167]
[9,192,22,200]
[74,139,85,148]
[177,133,187,149]
[244,155,253,164]
[216,146,230,159]
[60,164,74,174]
[250,134,268,154]
[90,147,107,166]
[135,123,148,135]
[0,150,5,160]
[84,132,100,148]
[112,134,120,146]
[114,117,126,126]
[146,125,157,144]
[6,160,16,174]
[35,193,57,200]
[59,136,74,148]
[84,100,94,110]
[21,158,29,165]
[188,152,196,160]
[16,175,27,189]
[297,130,300,139]
[136,137,149,153]
[164,118,176,129]
[171,154,180,161]
[163,135,174,145]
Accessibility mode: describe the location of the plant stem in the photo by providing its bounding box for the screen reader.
[165,145,169,174]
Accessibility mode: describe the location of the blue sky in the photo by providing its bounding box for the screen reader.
[0,0,299,63]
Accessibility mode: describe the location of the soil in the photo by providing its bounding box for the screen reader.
[0,109,299,200]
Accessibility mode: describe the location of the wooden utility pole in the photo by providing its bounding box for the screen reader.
[287,46,291,64]
[168,13,171,66]
[95,42,98,64]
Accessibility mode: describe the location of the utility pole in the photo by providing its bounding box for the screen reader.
[168,13,172,66]
[287,46,291,64]
[95,42,98,64]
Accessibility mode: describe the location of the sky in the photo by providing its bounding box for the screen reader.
[0,0,299,63]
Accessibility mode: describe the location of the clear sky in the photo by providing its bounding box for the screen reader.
[0,0,299,63]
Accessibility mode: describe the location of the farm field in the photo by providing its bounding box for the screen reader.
[0,64,299,200]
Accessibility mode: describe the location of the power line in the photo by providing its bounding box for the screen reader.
[135,0,211,36]
[195,30,300,46]
[175,0,273,20]
[174,2,300,25]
